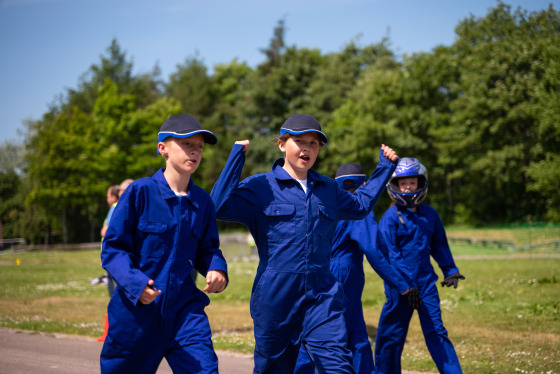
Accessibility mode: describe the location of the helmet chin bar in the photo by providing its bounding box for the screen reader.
[388,189,428,208]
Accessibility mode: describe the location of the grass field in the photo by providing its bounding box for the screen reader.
[0,234,559,373]
[446,223,560,253]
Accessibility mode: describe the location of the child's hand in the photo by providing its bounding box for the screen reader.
[203,270,227,293]
[381,144,398,162]
[139,280,161,305]
[441,273,466,288]
[407,287,422,309]
[235,140,250,152]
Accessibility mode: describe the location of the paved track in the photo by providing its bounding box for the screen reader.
[0,328,253,373]
[0,328,432,373]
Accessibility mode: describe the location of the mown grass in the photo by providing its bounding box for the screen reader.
[361,255,560,373]
[1,239,559,373]
[446,223,560,252]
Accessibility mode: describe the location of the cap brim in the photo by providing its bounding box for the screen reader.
[335,175,367,190]
[158,130,217,145]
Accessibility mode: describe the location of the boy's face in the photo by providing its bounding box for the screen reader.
[158,134,205,176]
[398,177,418,193]
[278,133,321,180]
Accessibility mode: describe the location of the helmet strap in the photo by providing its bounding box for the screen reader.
[397,209,406,225]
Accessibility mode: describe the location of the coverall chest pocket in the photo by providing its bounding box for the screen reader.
[317,205,336,239]
[262,203,296,239]
[178,224,202,262]
[138,220,167,258]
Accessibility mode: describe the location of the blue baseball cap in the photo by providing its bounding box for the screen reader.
[158,114,217,145]
[280,114,328,144]
[335,163,367,190]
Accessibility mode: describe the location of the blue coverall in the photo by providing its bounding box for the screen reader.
[100,169,228,374]
[375,204,462,374]
[210,144,397,374]
[295,212,410,374]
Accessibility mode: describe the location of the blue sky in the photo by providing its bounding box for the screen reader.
[0,0,556,145]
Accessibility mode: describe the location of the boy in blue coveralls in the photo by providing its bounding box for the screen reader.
[100,114,228,374]
[375,157,465,374]
[210,114,399,374]
[295,163,416,374]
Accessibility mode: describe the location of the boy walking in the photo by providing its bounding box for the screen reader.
[211,114,399,373]
[100,114,228,374]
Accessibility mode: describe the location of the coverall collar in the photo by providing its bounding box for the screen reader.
[153,168,200,209]
[271,158,325,186]
[397,204,424,214]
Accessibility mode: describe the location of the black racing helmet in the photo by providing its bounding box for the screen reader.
[387,157,428,208]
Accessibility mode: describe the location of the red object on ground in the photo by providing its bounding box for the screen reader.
[96,314,109,342]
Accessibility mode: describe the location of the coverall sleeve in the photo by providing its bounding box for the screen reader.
[376,209,415,286]
[358,214,410,294]
[430,211,460,278]
[194,199,229,286]
[101,186,151,305]
[336,149,397,221]
[210,144,257,226]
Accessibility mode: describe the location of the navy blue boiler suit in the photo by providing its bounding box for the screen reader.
[375,205,462,374]
[210,145,397,374]
[296,212,410,374]
[100,169,228,374]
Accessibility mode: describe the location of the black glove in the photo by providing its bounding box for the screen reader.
[440,273,466,288]
[408,287,421,310]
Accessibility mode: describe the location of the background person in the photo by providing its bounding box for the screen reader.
[96,184,120,342]
[118,178,134,198]
[375,157,465,374]
[101,185,120,239]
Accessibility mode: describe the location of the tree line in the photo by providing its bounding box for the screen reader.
[1,3,559,245]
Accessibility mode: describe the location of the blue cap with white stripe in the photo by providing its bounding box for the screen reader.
[280,114,328,144]
[158,114,217,145]
[335,163,367,190]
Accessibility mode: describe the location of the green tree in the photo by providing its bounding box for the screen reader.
[25,107,99,243]
[302,38,398,126]
[0,141,28,242]
[258,18,286,72]
[0,140,26,175]
[66,38,162,115]
[0,171,22,242]
[166,56,214,118]
[445,3,560,223]
[320,45,459,217]
[198,60,254,189]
